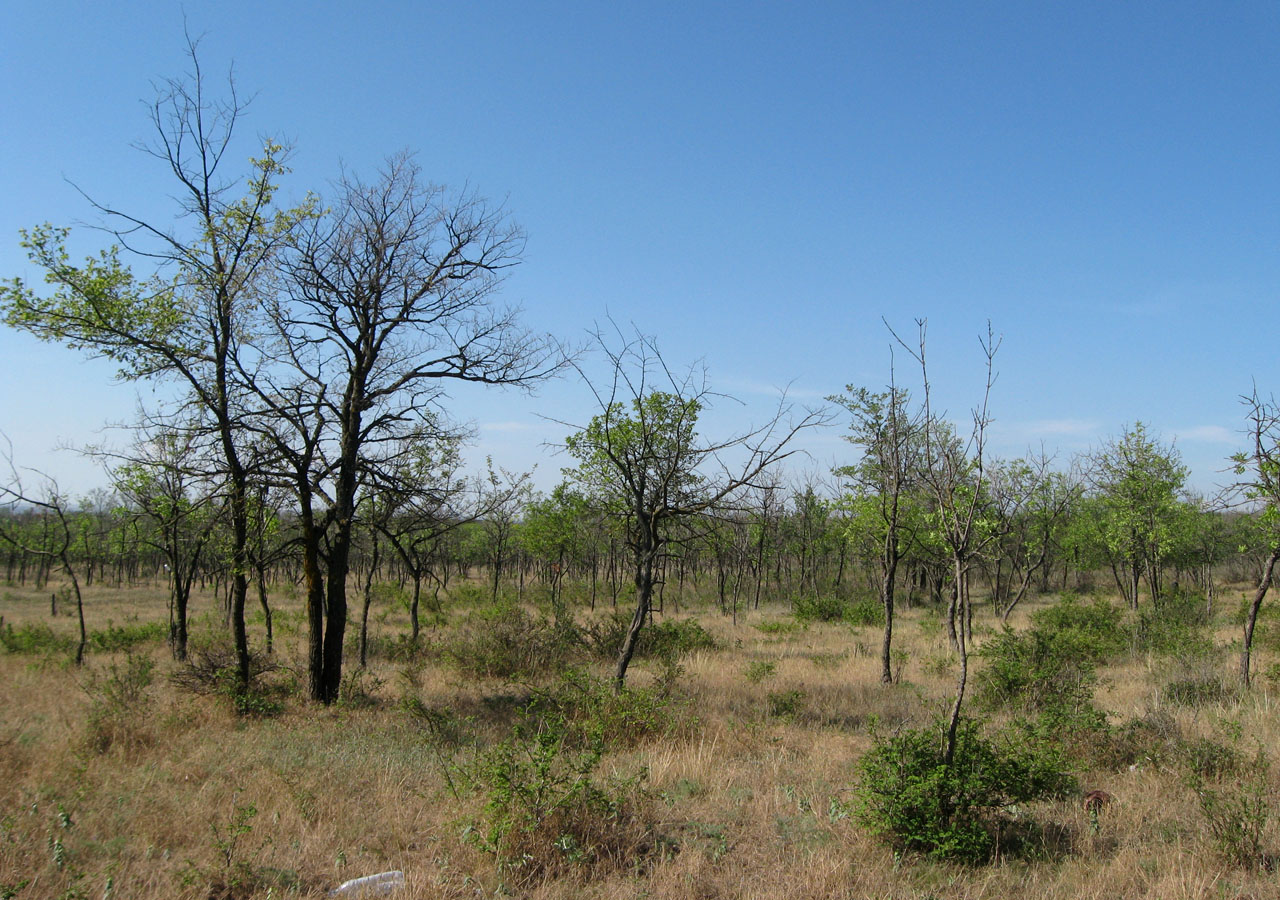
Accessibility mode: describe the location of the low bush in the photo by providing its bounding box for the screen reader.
[0,622,75,655]
[1189,746,1272,868]
[855,716,1077,863]
[82,651,155,753]
[523,666,691,749]
[89,619,167,652]
[1135,591,1213,658]
[792,595,846,623]
[445,601,578,679]
[466,701,657,889]
[169,634,284,717]
[975,626,1098,717]
[581,613,717,663]
[792,594,885,627]
[1030,596,1129,662]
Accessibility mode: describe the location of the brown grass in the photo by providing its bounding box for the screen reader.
[3,579,1280,898]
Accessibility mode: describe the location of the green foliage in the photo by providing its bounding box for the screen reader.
[181,792,274,899]
[1189,746,1271,868]
[88,620,166,653]
[82,652,154,754]
[744,660,777,683]
[0,622,76,655]
[444,601,579,679]
[792,594,846,623]
[1029,596,1129,662]
[1162,673,1236,707]
[582,613,717,663]
[1134,590,1213,658]
[563,391,704,515]
[792,594,885,627]
[465,693,657,889]
[523,666,690,749]
[855,717,1077,863]
[1180,736,1241,780]
[644,617,718,659]
[766,688,806,720]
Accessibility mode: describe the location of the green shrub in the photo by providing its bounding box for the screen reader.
[581,614,716,663]
[1180,736,1241,780]
[855,717,1076,863]
[767,688,806,720]
[0,622,75,655]
[466,708,656,889]
[845,595,885,628]
[1163,674,1236,707]
[645,618,717,659]
[745,660,777,683]
[1029,597,1129,663]
[89,619,167,652]
[83,652,155,753]
[523,666,690,749]
[975,626,1098,717]
[445,601,578,679]
[1135,591,1213,658]
[1190,745,1271,868]
[792,595,846,623]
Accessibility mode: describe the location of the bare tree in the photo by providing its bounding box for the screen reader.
[892,320,998,766]
[0,439,90,665]
[259,155,564,703]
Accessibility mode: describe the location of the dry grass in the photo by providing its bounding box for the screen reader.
[4,579,1280,898]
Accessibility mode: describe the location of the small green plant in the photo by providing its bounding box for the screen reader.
[745,660,777,684]
[338,667,385,708]
[855,717,1076,863]
[182,792,270,899]
[845,595,885,628]
[1134,591,1212,658]
[466,712,655,889]
[523,667,690,749]
[82,652,154,753]
[792,595,847,623]
[582,614,717,663]
[88,620,166,652]
[0,622,75,655]
[1180,736,1240,780]
[445,601,578,678]
[766,688,805,720]
[1189,745,1271,868]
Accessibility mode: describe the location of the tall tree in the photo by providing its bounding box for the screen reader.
[562,327,827,689]
[0,40,312,690]
[831,383,924,683]
[1090,422,1188,608]
[1233,389,1280,687]
[264,155,562,703]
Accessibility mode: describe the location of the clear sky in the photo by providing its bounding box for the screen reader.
[3,1,1278,499]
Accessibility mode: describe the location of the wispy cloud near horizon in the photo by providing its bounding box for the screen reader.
[1173,424,1237,445]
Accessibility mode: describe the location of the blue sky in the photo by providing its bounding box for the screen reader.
[3,1,1278,498]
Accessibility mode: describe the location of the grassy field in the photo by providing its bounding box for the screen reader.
[2,578,1279,899]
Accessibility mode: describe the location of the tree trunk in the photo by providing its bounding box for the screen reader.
[1241,546,1280,688]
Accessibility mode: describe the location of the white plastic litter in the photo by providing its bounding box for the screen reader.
[327,870,406,897]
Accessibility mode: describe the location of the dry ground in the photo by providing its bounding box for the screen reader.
[3,578,1280,899]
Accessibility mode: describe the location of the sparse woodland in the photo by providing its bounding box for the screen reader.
[6,44,1280,900]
